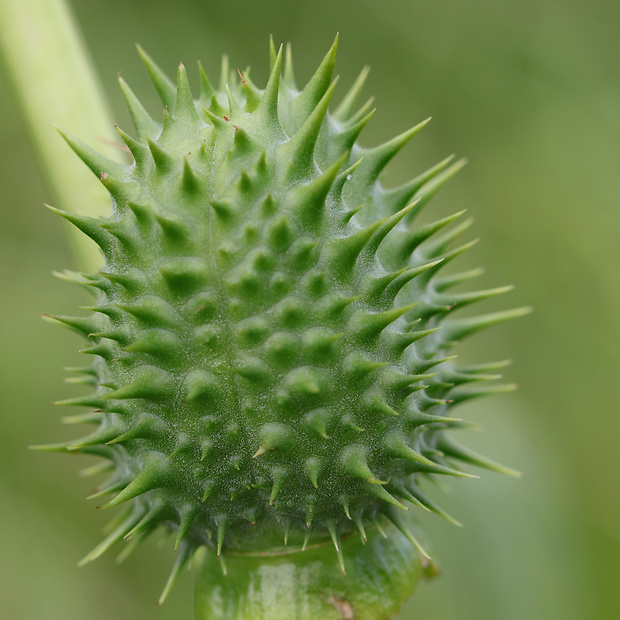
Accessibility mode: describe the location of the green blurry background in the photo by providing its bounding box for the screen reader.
[1,0,618,618]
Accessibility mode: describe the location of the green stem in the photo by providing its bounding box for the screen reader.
[195,525,425,620]
[0,0,117,271]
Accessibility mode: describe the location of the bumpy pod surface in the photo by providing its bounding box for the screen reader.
[42,38,525,603]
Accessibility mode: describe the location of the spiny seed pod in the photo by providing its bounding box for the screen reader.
[38,37,527,619]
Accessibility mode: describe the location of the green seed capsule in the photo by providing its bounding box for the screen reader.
[43,36,526,619]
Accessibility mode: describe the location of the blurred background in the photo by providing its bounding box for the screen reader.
[1,0,619,618]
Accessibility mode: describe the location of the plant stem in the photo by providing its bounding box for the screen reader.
[0,0,117,271]
[195,525,425,620]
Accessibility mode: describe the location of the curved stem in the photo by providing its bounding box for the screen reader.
[0,0,117,271]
